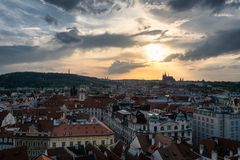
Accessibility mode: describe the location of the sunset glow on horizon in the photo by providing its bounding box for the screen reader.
[0,0,239,81]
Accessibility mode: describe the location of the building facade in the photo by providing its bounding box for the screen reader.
[193,106,240,144]
[149,112,192,144]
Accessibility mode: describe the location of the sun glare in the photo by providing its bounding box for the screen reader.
[144,44,166,62]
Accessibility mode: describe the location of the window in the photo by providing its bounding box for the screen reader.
[78,141,81,146]
[62,142,65,147]
[110,139,113,144]
[93,140,96,145]
[161,127,164,131]
[52,142,56,148]
[174,132,178,137]
[167,126,171,130]
[154,126,157,132]
[181,125,184,130]
[181,132,184,137]
[174,126,178,130]
[101,140,105,145]
[85,141,89,145]
[70,142,73,147]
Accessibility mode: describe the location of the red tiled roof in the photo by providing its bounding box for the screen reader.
[43,95,67,108]
[99,145,120,160]
[148,103,169,110]
[159,142,199,160]
[0,131,14,137]
[112,140,127,156]
[85,143,107,160]
[131,97,150,105]
[47,147,72,160]
[33,154,53,160]
[51,122,114,137]
[13,108,62,120]
[75,96,116,109]
[0,146,28,160]
[195,138,240,159]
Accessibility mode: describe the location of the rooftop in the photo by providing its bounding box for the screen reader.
[51,122,114,137]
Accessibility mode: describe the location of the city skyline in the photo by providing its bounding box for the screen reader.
[0,0,240,81]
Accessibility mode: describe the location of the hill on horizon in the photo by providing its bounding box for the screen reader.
[0,72,110,88]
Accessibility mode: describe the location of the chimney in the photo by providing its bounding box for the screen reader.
[149,134,153,141]
[177,137,181,144]
[121,145,126,160]
[214,137,218,144]
[199,144,204,155]
[211,150,218,160]
[151,138,155,145]
[158,141,161,148]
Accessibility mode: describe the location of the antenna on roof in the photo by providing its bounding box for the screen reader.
[68,69,70,74]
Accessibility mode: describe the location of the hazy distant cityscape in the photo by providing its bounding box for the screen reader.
[0,72,239,160]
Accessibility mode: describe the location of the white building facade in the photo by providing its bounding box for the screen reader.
[148,112,192,144]
[193,106,240,144]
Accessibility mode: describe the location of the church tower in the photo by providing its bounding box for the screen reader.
[79,88,86,101]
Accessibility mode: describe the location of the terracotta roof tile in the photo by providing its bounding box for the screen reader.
[47,147,72,160]
[0,146,28,160]
[33,154,53,160]
[85,143,107,160]
[51,122,114,137]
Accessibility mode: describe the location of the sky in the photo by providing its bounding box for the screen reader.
[0,0,240,81]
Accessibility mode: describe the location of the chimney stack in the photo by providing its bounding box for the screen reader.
[211,150,218,160]
[199,144,204,155]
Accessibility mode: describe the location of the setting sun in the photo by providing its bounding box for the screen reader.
[145,44,166,62]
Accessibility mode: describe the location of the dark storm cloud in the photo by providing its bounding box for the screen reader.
[55,28,81,43]
[108,61,148,74]
[132,30,168,37]
[163,53,181,62]
[44,0,80,11]
[44,14,58,25]
[43,0,134,14]
[0,45,71,66]
[91,52,145,61]
[168,0,240,12]
[55,29,136,48]
[163,29,240,61]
